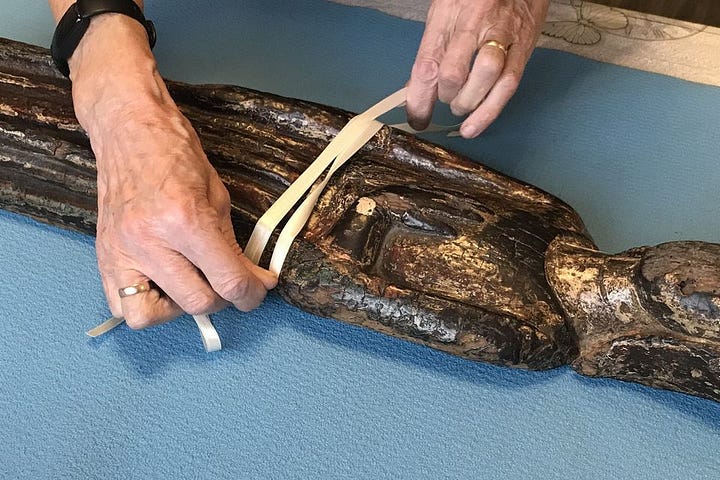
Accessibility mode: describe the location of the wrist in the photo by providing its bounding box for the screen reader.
[69,14,165,129]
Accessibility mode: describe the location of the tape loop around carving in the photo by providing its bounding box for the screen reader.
[193,314,222,352]
[88,87,428,352]
[244,88,407,266]
[268,119,384,274]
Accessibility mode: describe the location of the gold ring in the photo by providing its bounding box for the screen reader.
[482,40,508,56]
[118,282,152,298]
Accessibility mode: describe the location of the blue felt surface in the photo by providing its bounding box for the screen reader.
[1,1,720,479]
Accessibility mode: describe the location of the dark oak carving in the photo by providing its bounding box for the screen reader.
[1,38,717,401]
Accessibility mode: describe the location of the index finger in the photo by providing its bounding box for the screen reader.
[405,5,453,130]
[178,220,276,312]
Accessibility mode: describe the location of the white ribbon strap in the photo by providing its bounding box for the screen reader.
[244,87,408,265]
[86,316,125,338]
[87,87,413,352]
[268,119,384,273]
[192,314,222,352]
[86,314,221,352]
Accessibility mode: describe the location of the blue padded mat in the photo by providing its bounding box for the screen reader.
[1,1,719,479]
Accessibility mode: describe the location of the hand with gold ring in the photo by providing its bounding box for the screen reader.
[406,0,551,138]
[55,11,278,330]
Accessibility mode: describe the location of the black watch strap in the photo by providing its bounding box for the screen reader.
[51,0,157,78]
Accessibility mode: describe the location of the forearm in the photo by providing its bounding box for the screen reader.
[46,2,275,326]
[47,0,162,137]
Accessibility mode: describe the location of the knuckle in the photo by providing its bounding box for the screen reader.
[159,202,198,230]
[117,213,148,242]
[216,275,251,303]
[216,182,231,205]
[231,241,243,255]
[412,57,440,83]
[181,290,218,316]
[124,312,153,330]
[439,64,466,87]
[450,99,474,116]
[213,185,232,218]
[475,54,503,75]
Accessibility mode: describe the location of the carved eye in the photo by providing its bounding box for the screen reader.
[400,210,456,237]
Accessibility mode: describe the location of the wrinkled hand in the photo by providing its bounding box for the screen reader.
[407,0,550,138]
[70,15,276,329]
[92,102,276,329]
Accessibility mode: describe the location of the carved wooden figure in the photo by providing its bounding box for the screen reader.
[1,38,718,401]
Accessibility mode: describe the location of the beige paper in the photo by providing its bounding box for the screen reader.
[330,0,720,87]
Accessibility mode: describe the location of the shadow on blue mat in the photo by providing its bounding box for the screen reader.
[104,290,720,427]
[286,307,720,427]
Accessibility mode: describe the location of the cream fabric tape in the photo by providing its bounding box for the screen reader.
[268,119,384,274]
[192,314,222,352]
[86,316,125,338]
[244,88,408,265]
[87,87,454,352]
[86,314,222,352]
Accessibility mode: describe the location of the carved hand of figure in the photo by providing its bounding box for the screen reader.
[406,0,550,138]
[69,15,276,328]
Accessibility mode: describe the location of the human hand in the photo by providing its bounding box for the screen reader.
[406,0,550,138]
[69,15,276,329]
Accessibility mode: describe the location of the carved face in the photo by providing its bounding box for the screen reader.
[303,157,582,333]
[332,185,549,315]
[172,87,588,368]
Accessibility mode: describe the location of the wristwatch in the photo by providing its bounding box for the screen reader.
[51,0,157,78]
